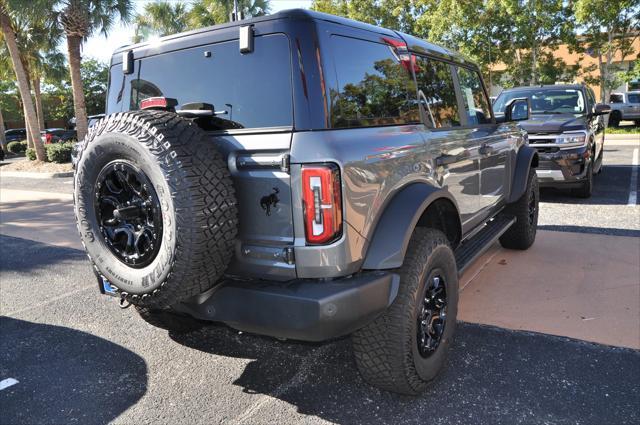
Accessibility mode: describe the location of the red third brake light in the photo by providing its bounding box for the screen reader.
[382,37,418,73]
[140,96,178,111]
[302,164,342,245]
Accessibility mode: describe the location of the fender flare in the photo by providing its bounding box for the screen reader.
[362,183,461,270]
[507,145,538,204]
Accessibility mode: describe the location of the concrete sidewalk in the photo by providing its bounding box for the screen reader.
[460,231,640,349]
[1,188,639,349]
[0,189,80,250]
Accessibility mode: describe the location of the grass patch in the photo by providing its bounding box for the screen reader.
[608,126,639,135]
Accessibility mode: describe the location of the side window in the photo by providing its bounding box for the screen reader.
[628,94,640,103]
[330,35,419,128]
[609,94,623,103]
[414,57,460,128]
[129,34,293,130]
[456,66,492,125]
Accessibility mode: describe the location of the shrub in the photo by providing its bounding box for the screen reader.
[7,140,27,154]
[45,142,74,163]
[25,148,37,161]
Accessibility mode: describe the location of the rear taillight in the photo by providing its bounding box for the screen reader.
[302,164,342,245]
[45,134,52,144]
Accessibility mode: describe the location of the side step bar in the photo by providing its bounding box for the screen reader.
[454,215,516,275]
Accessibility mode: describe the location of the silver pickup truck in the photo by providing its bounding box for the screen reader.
[609,92,640,127]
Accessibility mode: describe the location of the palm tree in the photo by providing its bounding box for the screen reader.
[54,0,133,142]
[0,1,47,160]
[8,12,64,132]
[189,0,271,28]
[134,1,190,42]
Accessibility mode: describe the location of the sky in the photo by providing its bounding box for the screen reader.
[81,0,312,63]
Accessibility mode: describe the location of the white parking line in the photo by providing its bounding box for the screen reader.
[629,148,639,206]
[0,378,19,391]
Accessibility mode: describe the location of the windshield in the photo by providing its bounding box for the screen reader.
[494,88,586,115]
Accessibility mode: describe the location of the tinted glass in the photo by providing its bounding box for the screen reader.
[628,94,640,103]
[457,66,492,125]
[414,57,460,128]
[609,94,623,103]
[5,129,26,136]
[130,34,292,130]
[330,36,419,128]
[494,88,586,115]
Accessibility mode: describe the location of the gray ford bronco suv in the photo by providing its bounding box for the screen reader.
[74,9,539,395]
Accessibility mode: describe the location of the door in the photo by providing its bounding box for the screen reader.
[626,93,640,120]
[413,56,482,227]
[455,65,510,214]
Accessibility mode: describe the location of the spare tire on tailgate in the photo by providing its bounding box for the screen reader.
[74,111,238,308]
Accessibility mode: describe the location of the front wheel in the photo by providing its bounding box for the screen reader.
[572,161,593,199]
[352,228,458,395]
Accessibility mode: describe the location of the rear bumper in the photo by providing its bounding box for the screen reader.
[535,145,590,188]
[175,271,399,341]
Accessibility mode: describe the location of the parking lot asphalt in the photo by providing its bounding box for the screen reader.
[1,137,639,424]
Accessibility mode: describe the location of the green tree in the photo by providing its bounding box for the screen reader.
[189,0,271,28]
[53,0,133,142]
[133,1,190,42]
[0,0,47,160]
[312,0,417,34]
[574,0,640,101]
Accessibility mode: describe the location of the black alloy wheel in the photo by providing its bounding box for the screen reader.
[94,161,163,268]
[417,272,448,357]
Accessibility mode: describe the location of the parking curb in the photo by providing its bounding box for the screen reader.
[0,170,74,179]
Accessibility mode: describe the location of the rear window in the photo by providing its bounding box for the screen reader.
[129,34,293,130]
[610,94,623,103]
[330,35,419,128]
[6,129,26,136]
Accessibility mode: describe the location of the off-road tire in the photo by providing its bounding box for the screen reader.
[135,306,204,333]
[74,111,238,308]
[352,228,458,395]
[499,168,538,250]
[572,161,593,199]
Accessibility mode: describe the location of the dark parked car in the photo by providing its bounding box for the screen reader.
[73,9,539,395]
[4,128,27,143]
[493,84,610,198]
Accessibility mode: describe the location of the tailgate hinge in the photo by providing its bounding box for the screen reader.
[280,153,291,174]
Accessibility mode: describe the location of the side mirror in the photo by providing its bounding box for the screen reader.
[498,97,530,122]
[594,103,611,116]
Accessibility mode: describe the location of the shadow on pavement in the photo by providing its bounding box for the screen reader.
[540,164,636,206]
[0,317,147,425]
[538,224,640,237]
[0,234,84,273]
[173,322,640,424]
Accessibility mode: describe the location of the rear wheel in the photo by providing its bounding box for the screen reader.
[352,228,458,395]
[499,168,538,250]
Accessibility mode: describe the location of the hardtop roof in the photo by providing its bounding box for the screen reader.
[111,8,470,66]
